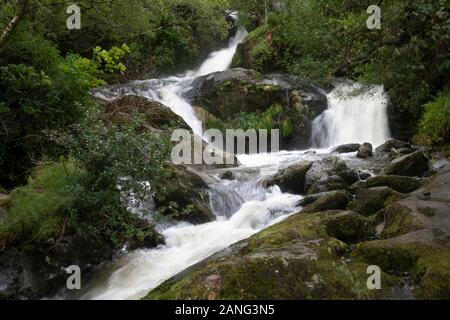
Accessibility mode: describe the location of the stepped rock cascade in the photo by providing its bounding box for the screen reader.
[78,32,393,300]
[311,83,391,148]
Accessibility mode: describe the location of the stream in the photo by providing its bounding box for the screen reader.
[78,29,391,300]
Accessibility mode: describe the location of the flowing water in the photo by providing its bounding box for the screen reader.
[78,30,391,300]
[311,83,391,148]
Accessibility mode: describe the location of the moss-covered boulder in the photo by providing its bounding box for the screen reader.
[302,191,352,213]
[332,143,361,154]
[231,25,278,73]
[188,68,327,150]
[353,165,450,298]
[323,211,375,243]
[305,156,359,193]
[385,151,430,177]
[264,161,313,194]
[101,94,190,133]
[357,143,373,159]
[307,175,348,195]
[154,165,214,224]
[347,187,405,216]
[143,210,387,300]
[352,175,423,194]
[145,164,450,300]
[375,140,413,153]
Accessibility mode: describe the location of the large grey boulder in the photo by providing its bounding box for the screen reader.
[264,161,313,194]
[357,143,373,159]
[375,140,412,153]
[385,151,430,177]
[332,143,361,154]
[305,156,359,193]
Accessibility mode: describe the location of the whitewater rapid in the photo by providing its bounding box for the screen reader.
[312,83,391,148]
[79,29,392,300]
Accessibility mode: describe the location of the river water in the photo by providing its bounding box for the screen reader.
[78,29,391,300]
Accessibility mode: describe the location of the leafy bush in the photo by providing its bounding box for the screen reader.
[417,92,450,145]
[206,104,297,138]
[233,0,450,131]
[0,161,82,248]
[65,107,172,199]
[30,0,231,76]
[67,44,131,87]
[0,159,163,252]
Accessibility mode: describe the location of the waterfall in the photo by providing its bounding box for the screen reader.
[151,28,247,137]
[77,31,393,301]
[311,83,391,148]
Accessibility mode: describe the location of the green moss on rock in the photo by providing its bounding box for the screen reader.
[365,176,423,193]
[347,187,405,216]
[302,191,351,213]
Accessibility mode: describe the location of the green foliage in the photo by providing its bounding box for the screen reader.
[0,159,162,251]
[234,0,450,131]
[67,44,131,87]
[0,161,82,247]
[417,92,450,145]
[0,36,92,186]
[206,103,297,138]
[93,44,131,74]
[28,0,231,76]
[66,110,172,196]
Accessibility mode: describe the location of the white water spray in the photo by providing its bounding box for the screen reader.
[311,83,391,148]
[80,31,393,301]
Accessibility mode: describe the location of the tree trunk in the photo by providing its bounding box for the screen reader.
[0,0,28,50]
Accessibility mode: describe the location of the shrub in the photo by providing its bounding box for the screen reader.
[0,35,92,187]
[0,161,82,248]
[418,92,450,145]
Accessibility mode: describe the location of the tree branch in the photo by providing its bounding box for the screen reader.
[0,0,28,50]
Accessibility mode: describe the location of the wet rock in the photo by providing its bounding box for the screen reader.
[102,94,190,133]
[145,164,450,300]
[219,170,235,181]
[188,68,328,150]
[357,170,372,180]
[307,175,348,195]
[375,140,412,153]
[385,151,430,177]
[143,210,389,300]
[264,161,313,195]
[332,143,361,154]
[154,165,214,224]
[0,231,126,299]
[302,190,352,213]
[354,165,450,299]
[391,148,414,157]
[127,233,165,251]
[305,156,359,193]
[356,143,373,159]
[354,175,423,194]
[324,211,375,243]
[347,187,405,216]
[0,193,10,207]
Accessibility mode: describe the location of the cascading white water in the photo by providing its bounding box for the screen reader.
[79,185,300,300]
[79,30,393,300]
[152,28,247,137]
[311,83,391,148]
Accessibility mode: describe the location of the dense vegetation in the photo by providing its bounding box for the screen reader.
[0,0,231,268]
[0,0,449,299]
[232,0,450,143]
